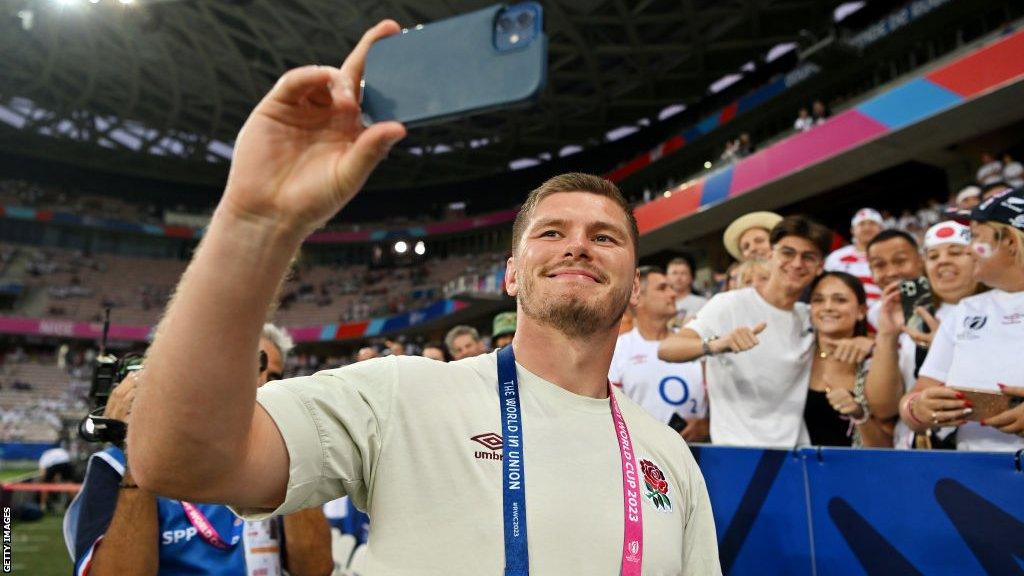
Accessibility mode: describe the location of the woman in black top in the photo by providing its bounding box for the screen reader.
[804,271,888,447]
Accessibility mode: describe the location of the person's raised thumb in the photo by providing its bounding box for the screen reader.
[752,321,767,334]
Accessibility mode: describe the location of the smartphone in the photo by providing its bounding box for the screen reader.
[361,3,547,128]
[951,387,1023,421]
[668,413,688,433]
[899,276,932,329]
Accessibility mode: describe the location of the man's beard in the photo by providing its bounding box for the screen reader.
[517,268,631,339]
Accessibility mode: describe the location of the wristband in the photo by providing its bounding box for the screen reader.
[702,335,718,357]
[904,391,925,426]
[849,403,871,425]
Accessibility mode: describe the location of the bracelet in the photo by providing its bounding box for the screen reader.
[849,402,870,425]
[904,391,925,426]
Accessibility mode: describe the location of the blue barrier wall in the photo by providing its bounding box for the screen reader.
[692,446,1024,575]
[0,442,57,461]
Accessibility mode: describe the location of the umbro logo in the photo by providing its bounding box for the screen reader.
[471,432,504,461]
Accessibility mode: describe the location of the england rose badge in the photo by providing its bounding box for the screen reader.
[639,458,672,512]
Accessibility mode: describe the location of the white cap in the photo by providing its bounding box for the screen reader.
[851,208,883,227]
[923,220,971,250]
[955,185,981,205]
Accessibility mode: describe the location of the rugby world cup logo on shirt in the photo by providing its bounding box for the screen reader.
[639,459,672,512]
[964,316,987,330]
[958,315,987,340]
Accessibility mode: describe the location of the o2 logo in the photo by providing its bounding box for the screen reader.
[659,376,699,414]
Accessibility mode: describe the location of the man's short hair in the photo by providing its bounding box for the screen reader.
[666,255,695,275]
[866,229,919,255]
[262,323,294,360]
[769,215,832,257]
[636,265,664,292]
[444,325,480,354]
[511,173,639,262]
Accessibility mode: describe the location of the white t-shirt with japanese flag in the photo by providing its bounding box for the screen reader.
[609,328,707,425]
[918,289,1024,452]
[824,244,881,303]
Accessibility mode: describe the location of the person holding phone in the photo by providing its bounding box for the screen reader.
[899,188,1024,451]
[865,221,980,449]
[865,229,926,331]
[127,21,720,575]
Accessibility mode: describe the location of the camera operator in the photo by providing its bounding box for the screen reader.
[64,324,332,576]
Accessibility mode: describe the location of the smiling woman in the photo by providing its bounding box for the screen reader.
[805,271,883,448]
[866,221,981,450]
[897,189,1024,454]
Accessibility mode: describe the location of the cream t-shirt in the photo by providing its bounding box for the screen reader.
[236,352,721,576]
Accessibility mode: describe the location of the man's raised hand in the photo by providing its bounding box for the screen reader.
[221,20,407,237]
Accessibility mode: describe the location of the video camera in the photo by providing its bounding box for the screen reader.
[78,309,143,446]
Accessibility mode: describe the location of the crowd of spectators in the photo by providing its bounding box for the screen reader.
[1,240,479,329]
[0,178,471,235]
[0,345,90,443]
[976,151,1023,188]
[0,179,166,225]
[720,100,832,167]
[793,100,831,132]
[636,181,1024,454]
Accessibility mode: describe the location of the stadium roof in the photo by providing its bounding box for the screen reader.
[1,0,851,190]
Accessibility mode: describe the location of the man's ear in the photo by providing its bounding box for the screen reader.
[505,256,519,297]
[629,269,640,308]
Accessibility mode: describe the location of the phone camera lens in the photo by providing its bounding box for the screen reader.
[516,11,534,28]
[497,15,513,33]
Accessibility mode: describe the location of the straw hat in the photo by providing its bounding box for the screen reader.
[722,211,783,261]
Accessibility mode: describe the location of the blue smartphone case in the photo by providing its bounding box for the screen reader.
[361,3,547,127]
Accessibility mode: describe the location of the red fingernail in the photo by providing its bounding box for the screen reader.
[979,420,987,426]
[997,383,1006,391]
[954,392,965,399]
[963,400,973,408]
